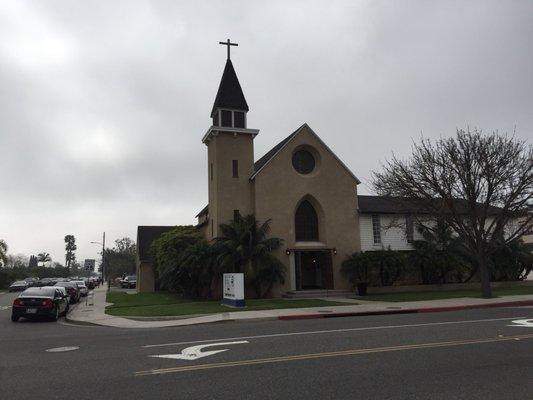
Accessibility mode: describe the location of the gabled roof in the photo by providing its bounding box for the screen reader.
[211,59,249,117]
[251,123,361,184]
[136,226,175,263]
[195,205,208,218]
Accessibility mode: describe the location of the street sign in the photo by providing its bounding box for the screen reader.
[222,273,245,307]
[150,341,249,361]
[84,259,96,271]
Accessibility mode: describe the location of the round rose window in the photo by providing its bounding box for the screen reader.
[292,150,315,174]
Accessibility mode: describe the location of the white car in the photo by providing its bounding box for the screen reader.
[71,280,88,297]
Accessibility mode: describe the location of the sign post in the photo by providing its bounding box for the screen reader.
[222,273,245,308]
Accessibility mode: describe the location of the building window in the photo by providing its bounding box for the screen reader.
[212,111,219,127]
[405,215,414,243]
[295,200,319,241]
[233,209,240,221]
[372,214,381,244]
[234,111,245,128]
[210,163,213,181]
[232,160,238,178]
[221,110,232,127]
[292,150,315,174]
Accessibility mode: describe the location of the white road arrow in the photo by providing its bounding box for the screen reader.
[508,319,533,328]
[150,340,249,361]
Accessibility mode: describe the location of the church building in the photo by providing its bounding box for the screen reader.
[137,43,416,296]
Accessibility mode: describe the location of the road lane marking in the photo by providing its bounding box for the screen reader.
[0,306,11,311]
[135,333,533,376]
[509,319,533,328]
[151,341,249,361]
[46,346,80,352]
[142,316,526,348]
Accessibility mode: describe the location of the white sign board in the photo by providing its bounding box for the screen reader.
[84,259,96,271]
[222,273,245,307]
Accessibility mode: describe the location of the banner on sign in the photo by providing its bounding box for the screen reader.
[222,273,245,308]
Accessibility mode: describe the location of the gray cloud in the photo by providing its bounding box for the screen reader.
[1,0,532,263]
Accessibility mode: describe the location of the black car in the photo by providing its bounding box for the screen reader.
[9,280,29,292]
[11,287,69,322]
[54,282,80,304]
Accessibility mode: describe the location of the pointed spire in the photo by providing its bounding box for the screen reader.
[211,59,249,117]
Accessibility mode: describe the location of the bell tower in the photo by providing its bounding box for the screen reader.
[201,40,259,240]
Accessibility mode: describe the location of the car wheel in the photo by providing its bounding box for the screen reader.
[11,315,19,322]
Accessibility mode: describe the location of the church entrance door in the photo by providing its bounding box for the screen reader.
[295,250,333,290]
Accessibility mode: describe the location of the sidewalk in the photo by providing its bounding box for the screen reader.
[66,285,533,329]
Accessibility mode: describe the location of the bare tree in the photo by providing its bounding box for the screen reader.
[373,128,532,297]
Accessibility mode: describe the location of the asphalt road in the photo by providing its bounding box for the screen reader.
[0,290,532,400]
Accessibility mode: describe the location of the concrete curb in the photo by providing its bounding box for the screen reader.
[278,299,533,321]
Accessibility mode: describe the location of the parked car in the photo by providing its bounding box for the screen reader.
[24,277,39,287]
[42,286,70,314]
[54,282,80,304]
[11,287,69,322]
[36,278,57,287]
[9,281,29,292]
[71,280,88,297]
[120,275,137,289]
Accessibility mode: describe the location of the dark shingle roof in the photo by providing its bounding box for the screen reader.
[195,205,208,218]
[357,196,421,214]
[211,59,249,117]
[253,128,300,173]
[358,195,503,215]
[137,226,175,262]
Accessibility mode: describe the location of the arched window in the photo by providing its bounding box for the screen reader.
[295,200,319,241]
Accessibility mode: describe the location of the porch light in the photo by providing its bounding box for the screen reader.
[333,248,337,255]
[285,249,291,255]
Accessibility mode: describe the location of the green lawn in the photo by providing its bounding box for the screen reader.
[358,285,533,302]
[106,292,349,317]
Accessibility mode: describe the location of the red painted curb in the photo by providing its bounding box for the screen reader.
[278,299,533,321]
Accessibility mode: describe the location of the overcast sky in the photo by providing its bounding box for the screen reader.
[1,0,532,264]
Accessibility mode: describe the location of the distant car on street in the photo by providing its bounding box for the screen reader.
[11,287,69,322]
[120,275,137,289]
[71,280,88,297]
[54,282,80,304]
[9,281,29,292]
[24,277,39,287]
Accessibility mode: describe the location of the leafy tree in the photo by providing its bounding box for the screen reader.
[29,255,38,268]
[341,249,405,288]
[373,128,532,297]
[104,237,136,279]
[64,235,77,270]
[0,240,7,267]
[409,219,473,284]
[490,239,533,281]
[37,252,52,267]
[216,214,285,298]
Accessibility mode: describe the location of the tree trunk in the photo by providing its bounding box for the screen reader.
[477,250,492,298]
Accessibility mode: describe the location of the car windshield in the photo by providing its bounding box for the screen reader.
[73,281,86,285]
[12,281,26,285]
[127,276,136,280]
[21,287,55,297]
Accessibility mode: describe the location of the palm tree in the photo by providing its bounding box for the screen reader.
[216,214,285,298]
[37,252,52,267]
[0,239,8,267]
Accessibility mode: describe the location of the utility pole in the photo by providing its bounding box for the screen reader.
[102,231,106,283]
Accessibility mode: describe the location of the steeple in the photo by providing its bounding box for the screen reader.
[211,59,249,117]
[202,40,259,144]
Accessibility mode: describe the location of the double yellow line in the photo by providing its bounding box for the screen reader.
[135,333,533,377]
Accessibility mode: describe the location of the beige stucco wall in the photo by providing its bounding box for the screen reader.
[137,262,155,293]
[206,132,254,240]
[253,125,361,296]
